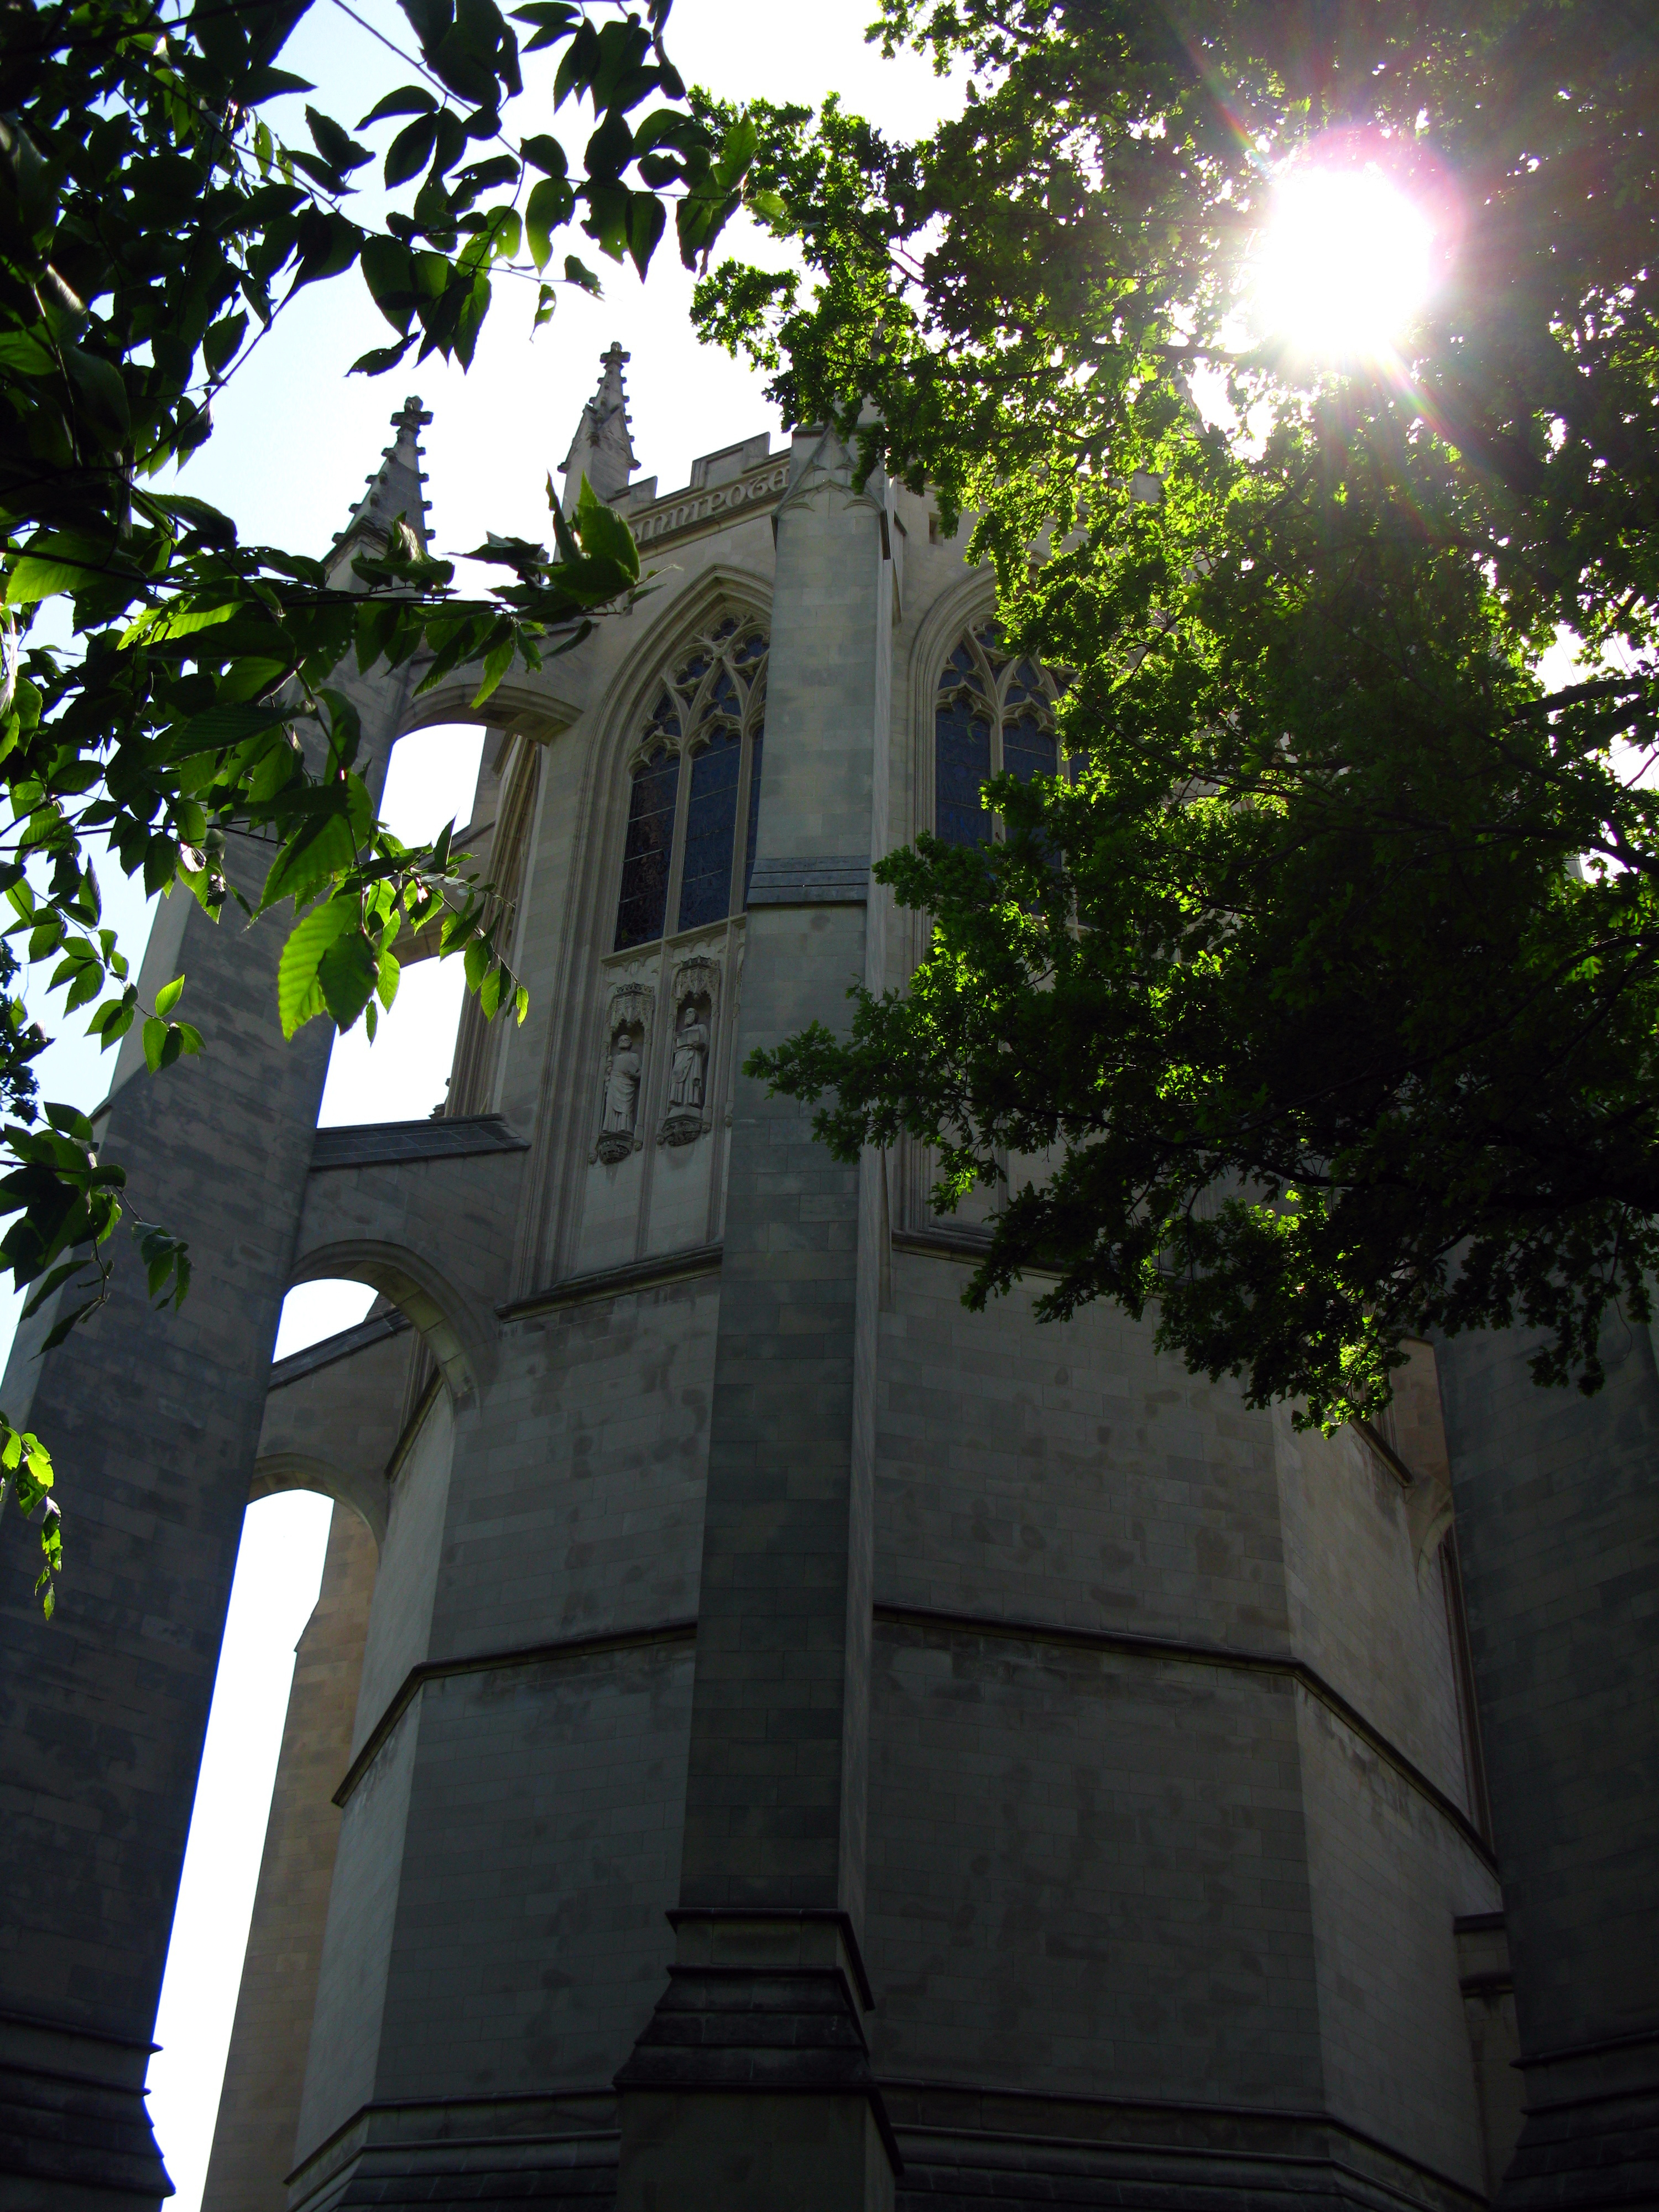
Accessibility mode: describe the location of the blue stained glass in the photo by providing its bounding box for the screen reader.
[943,642,983,695]
[936,696,993,847]
[743,728,765,904]
[1004,713,1057,784]
[614,752,680,948]
[677,728,742,930]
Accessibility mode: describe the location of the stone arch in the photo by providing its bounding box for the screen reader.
[393,676,582,746]
[448,732,546,1115]
[286,1239,495,1404]
[249,1449,388,1547]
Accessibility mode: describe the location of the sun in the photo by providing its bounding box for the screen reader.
[1253,163,1436,363]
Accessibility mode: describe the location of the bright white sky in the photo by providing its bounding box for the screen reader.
[0,6,963,2208]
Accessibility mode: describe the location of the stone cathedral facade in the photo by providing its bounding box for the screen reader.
[2,353,1654,2212]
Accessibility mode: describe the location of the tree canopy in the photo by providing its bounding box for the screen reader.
[699,0,1659,1431]
[1,0,755,1608]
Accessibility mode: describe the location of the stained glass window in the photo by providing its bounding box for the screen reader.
[612,617,768,950]
[936,696,994,847]
[935,622,1065,843]
[679,726,743,930]
[614,750,681,949]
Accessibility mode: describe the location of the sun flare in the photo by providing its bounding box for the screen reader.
[1254,165,1436,362]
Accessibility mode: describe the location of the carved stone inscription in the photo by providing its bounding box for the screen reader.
[632,463,790,549]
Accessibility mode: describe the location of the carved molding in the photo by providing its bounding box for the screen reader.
[593,980,654,1164]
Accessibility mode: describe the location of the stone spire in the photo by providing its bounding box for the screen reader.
[330,395,434,569]
[560,341,638,513]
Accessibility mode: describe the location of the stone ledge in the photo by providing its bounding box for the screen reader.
[746,855,870,907]
[874,1604,1496,1871]
[309,1113,528,1171]
[501,1243,723,1320]
[333,1619,698,1809]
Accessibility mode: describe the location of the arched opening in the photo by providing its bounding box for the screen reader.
[152,1253,453,2210]
[321,723,487,1127]
[147,1487,342,2212]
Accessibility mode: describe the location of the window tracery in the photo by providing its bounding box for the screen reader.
[613,615,768,951]
[934,619,1066,847]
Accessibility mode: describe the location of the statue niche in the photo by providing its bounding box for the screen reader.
[660,956,719,1148]
[593,980,654,1165]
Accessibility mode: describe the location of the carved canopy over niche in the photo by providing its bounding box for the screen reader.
[593,979,654,1165]
[613,612,769,952]
[660,953,721,1147]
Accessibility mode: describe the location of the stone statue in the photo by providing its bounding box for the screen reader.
[598,1025,642,1159]
[669,998,709,1112]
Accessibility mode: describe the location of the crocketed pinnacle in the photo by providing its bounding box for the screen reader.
[330,395,434,567]
[560,342,638,513]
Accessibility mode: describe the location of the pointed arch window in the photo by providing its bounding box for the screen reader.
[934,620,1066,846]
[613,615,769,951]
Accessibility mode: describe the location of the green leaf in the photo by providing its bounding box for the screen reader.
[627,190,665,280]
[155,975,185,1018]
[575,478,640,581]
[62,345,131,445]
[22,1258,92,1321]
[317,926,381,1031]
[202,309,249,377]
[713,112,758,190]
[351,338,415,375]
[259,808,359,915]
[5,534,109,606]
[564,252,602,296]
[276,900,356,1037]
[160,702,289,759]
[358,85,439,127]
[40,1299,100,1355]
[141,1016,166,1074]
[521,132,567,176]
[62,966,103,1014]
[361,234,419,333]
[526,175,571,270]
[471,630,517,706]
[385,112,440,187]
[307,106,373,174]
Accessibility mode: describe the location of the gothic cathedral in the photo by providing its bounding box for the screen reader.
[3,351,1655,2212]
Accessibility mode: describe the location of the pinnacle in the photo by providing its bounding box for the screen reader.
[330,393,434,561]
[560,340,639,510]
